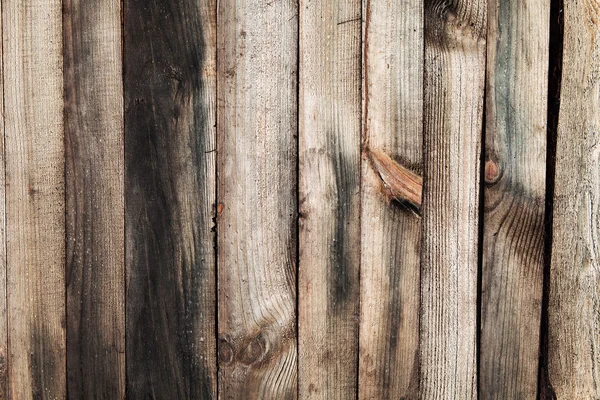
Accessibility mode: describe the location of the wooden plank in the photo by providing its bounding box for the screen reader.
[63,0,125,397]
[420,2,486,398]
[480,0,549,397]
[548,0,600,397]
[358,0,422,397]
[0,3,6,398]
[216,0,297,397]
[124,0,217,397]
[298,0,361,398]
[3,0,66,397]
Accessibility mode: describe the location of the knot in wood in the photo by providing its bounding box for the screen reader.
[484,160,501,184]
[239,334,267,365]
[218,337,234,365]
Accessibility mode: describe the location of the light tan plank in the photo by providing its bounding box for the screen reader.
[358,0,422,397]
[420,1,486,398]
[480,0,549,397]
[217,0,298,397]
[3,0,65,397]
[0,3,6,397]
[548,0,600,397]
[298,0,361,398]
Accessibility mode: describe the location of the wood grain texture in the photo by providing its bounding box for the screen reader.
[216,0,297,398]
[63,0,125,397]
[298,0,361,398]
[420,1,486,398]
[548,0,600,397]
[0,4,6,398]
[480,0,549,397]
[358,0,422,398]
[124,0,217,397]
[3,0,66,397]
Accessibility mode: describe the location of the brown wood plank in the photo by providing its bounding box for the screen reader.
[124,0,218,397]
[0,3,6,398]
[63,0,125,397]
[420,1,486,398]
[480,0,549,397]
[298,0,361,398]
[3,0,66,397]
[358,0,422,398]
[216,0,298,398]
[548,0,600,396]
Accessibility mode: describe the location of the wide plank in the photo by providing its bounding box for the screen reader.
[63,0,125,397]
[480,0,549,397]
[216,0,298,397]
[3,0,66,397]
[124,0,218,397]
[358,0,423,398]
[298,0,361,398]
[420,1,486,398]
[548,0,600,397]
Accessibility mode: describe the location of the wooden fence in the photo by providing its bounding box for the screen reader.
[0,0,596,398]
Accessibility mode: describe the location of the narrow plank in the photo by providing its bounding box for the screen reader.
[298,0,361,397]
[63,0,125,397]
[420,1,486,398]
[548,0,600,397]
[0,3,7,397]
[480,0,549,397]
[358,0,422,397]
[124,0,218,397]
[3,0,66,397]
[216,0,298,397]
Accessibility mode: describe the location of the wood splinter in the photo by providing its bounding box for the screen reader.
[367,148,423,210]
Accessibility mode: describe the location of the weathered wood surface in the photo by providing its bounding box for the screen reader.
[63,0,125,397]
[216,0,298,398]
[548,0,600,397]
[124,0,218,397]
[420,1,486,398]
[480,0,549,398]
[298,0,361,398]
[0,5,6,399]
[3,0,66,397]
[359,0,422,398]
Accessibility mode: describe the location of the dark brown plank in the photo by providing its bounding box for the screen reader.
[3,0,66,397]
[480,0,549,397]
[298,0,361,397]
[216,0,298,398]
[420,1,486,398]
[124,0,217,397]
[63,0,125,397]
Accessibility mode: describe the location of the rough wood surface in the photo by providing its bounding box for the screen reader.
[420,1,486,398]
[298,0,361,398]
[548,0,600,397]
[216,0,298,398]
[124,0,217,397]
[480,0,549,398]
[358,0,422,398]
[63,0,125,397]
[0,5,6,398]
[3,0,66,397]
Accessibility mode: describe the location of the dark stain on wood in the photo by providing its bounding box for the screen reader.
[124,0,215,398]
[29,326,61,399]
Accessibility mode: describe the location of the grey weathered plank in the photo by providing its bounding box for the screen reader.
[298,0,361,398]
[358,0,423,398]
[216,0,298,398]
[420,1,486,398]
[3,0,66,397]
[548,0,600,397]
[480,0,549,398]
[63,0,125,396]
[124,0,218,397]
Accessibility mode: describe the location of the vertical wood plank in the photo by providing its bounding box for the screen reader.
[216,0,298,397]
[420,1,486,398]
[0,2,6,397]
[298,0,361,398]
[124,0,217,397]
[480,0,549,397]
[548,0,600,396]
[358,0,422,398]
[3,0,66,397]
[63,0,125,397]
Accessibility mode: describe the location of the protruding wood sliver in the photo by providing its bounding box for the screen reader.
[367,148,423,209]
